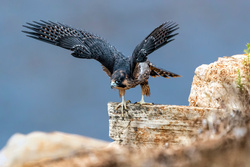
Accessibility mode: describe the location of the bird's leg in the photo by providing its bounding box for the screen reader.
[140,94,146,104]
[122,96,127,117]
[135,82,154,105]
[115,89,130,117]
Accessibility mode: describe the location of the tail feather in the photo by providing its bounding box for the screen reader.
[149,63,181,78]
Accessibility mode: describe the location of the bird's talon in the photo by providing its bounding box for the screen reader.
[126,100,131,103]
[115,99,131,117]
[115,104,121,111]
[115,102,130,111]
[145,102,154,105]
[135,102,154,105]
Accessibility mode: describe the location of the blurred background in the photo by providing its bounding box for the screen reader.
[1,1,250,149]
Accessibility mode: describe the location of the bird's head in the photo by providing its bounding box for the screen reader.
[110,70,127,89]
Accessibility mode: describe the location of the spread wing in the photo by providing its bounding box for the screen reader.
[130,21,179,75]
[22,20,119,77]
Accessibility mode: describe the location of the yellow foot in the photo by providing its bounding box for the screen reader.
[115,100,131,117]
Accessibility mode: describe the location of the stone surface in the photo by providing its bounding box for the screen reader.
[0,131,109,167]
[109,102,225,148]
[19,116,250,167]
[188,54,250,111]
[2,54,250,166]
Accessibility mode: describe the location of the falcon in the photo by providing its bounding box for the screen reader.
[22,20,181,117]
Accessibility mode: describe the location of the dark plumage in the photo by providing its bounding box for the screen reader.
[22,20,181,116]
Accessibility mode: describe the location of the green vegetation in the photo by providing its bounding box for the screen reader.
[237,69,243,92]
[244,43,250,58]
[236,43,250,91]
[243,43,250,87]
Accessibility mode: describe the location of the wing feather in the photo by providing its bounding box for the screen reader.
[22,20,119,76]
[131,21,179,73]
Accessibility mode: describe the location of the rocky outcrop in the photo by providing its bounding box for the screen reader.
[109,103,225,148]
[0,132,109,167]
[108,55,250,148]
[1,54,250,167]
[1,118,250,167]
[189,54,250,112]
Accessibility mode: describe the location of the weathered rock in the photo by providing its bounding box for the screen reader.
[2,54,250,167]
[9,117,250,167]
[109,102,225,148]
[0,131,109,167]
[189,54,250,111]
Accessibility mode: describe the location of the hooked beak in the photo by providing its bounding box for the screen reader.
[110,81,117,89]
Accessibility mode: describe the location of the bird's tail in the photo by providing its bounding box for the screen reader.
[149,63,181,78]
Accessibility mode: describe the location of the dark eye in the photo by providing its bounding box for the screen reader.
[115,80,119,84]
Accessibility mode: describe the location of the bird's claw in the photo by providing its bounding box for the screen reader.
[135,95,154,106]
[115,100,131,117]
[134,101,154,105]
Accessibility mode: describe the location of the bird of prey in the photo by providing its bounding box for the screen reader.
[22,20,180,117]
